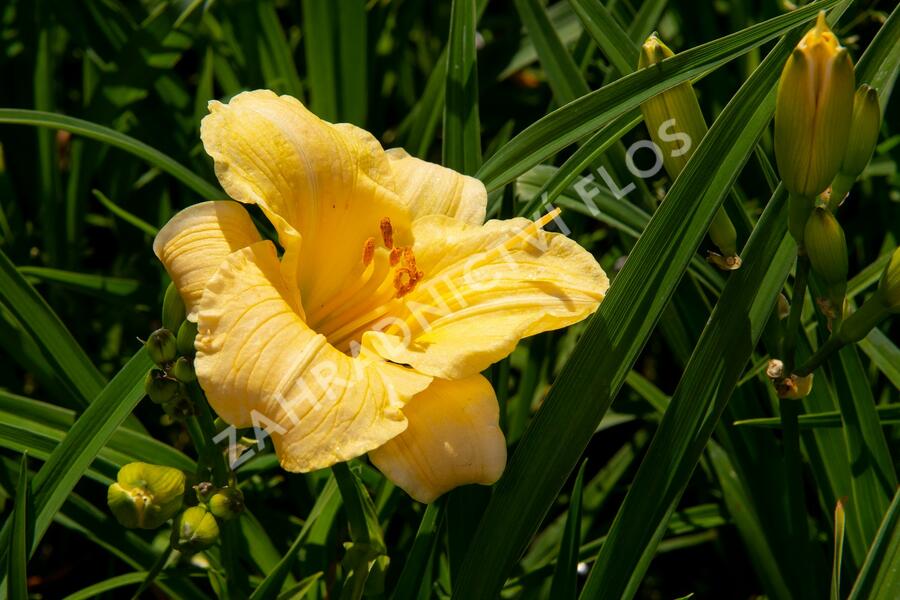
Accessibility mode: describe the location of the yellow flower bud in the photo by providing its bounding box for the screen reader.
[107,462,185,529]
[146,328,177,366]
[639,34,739,266]
[170,356,196,383]
[878,246,900,313]
[162,282,186,332]
[145,368,180,404]
[207,486,244,521]
[172,505,220,554]
[775,12,855,199]
[804,207,847,314]
[176,320,198,357]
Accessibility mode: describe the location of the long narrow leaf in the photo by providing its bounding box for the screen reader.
[0,110,222,199]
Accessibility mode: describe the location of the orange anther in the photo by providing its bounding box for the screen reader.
[362,237,375,266]
[389,247,402,266]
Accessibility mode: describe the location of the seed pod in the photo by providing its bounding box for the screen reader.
[145,368,180,404]
[207,486,244,521]
[146,328,177,366]
[171,356,196,383]
[638,33,739,265]
[774,12,855,199]
[107,462,185,529]
[176,320,198,357]
[172,505,220,554]
[162,282,186,332]
[877,246,900,313]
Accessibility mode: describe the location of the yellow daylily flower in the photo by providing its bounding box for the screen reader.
[154,90,608,503]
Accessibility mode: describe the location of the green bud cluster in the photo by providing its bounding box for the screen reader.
[143,282,199,420]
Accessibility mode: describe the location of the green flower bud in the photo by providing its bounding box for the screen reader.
[145,368,180,405]
[840,85,881,178]
[775,12,855,199]
[207,486,244,521]
[638,34,708,178]
[146,328,177,366]
[878,246,900,313]
[107,462,185,529]
[804,207,848,313]
[172,505,220,554]
[171,356,196,383]
[176,320,198,357]
[639,33,739,265]
[162,282,186,332]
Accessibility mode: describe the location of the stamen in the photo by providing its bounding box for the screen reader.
[389,247,402,266]
[380,217,394,248]
[362,237,375,266]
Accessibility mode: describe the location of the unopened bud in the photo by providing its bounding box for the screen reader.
[146,328,177,366]
[176,320,198,357]
[804,207,848,314]
[639,34,738,264]
[877,246,900,312]
[776,373,814,399]
[162,282,186,332]
[171,356,196,383]
[107,462,185,529]
[172,505,220,554]
[766,359,785,380]
[208,486,244,521]
[775,12,855,198]
[145,369,180,404]
[841,85,881,179]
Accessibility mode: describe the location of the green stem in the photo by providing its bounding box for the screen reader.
[130,544,176,600]
[779,398,811,599]
[185,383,243,597]
[783,254,811,374]
[795,335,845,376]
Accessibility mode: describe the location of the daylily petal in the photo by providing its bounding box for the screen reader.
[369,374,506,504]
[153,201,261,321]
[194,240,431,472]
[386,148,487,225]
[200,90,413,315]
[364,214,608,379]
